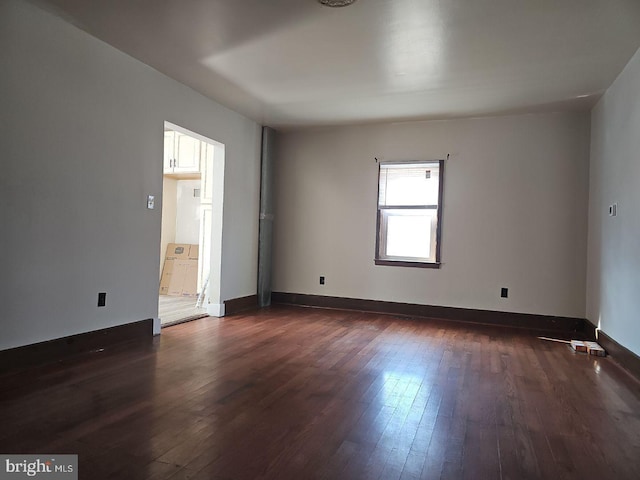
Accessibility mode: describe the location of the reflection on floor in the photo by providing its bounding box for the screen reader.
[158,295,207,327]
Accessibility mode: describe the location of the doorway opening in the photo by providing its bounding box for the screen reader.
[159,122,224,327]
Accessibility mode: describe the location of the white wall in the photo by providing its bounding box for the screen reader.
[159,177,178,274]
[0,0,261,351]
[587,47,640,356]
[175,179,201,245]
[274,112,590,318]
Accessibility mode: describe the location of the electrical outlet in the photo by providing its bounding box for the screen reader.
[147,195,155,209]
[319,276,325,285]
[500,288,508,298]
[98,292,107,307]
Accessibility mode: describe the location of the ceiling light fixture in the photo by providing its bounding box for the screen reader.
[318,0,358,7]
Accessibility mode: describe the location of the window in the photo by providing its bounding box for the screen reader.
[375,160,444,268]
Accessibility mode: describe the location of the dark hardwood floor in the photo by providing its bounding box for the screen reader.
[1,305,639,479]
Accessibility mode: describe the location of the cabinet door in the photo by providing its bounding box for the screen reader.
[174,133,201,173]
[163,131,175,173]
[198,205,212,294]
[200,142,215,203]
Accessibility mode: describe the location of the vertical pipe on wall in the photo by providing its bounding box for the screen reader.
[257,127,276,307]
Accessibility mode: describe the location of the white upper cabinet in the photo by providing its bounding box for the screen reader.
[174,133,201,172]
[163,131,175,172]
[164,131,201,175]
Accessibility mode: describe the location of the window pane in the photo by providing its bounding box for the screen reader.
[379,163,440,206]
[384,209,436,260]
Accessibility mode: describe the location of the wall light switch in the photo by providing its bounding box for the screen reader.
[147,195,155,209]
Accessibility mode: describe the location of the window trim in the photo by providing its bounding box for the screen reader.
[374,159,445,268]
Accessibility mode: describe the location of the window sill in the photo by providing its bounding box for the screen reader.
[374,259,441,269]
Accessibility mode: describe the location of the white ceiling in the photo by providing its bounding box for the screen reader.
[34,0,640,129]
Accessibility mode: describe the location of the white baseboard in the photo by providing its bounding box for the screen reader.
[207,303,225,317]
